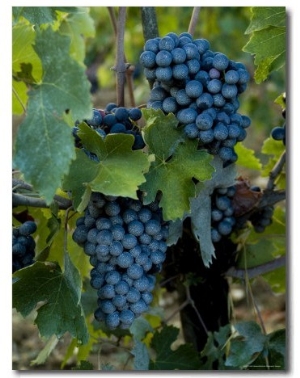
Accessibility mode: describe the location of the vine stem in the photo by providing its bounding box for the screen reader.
[114,7,127,107]
[188,7,201,36]
[108,7,135,107]
[266,150,286,191]
[225,255,285,280]
[12,178,73,210]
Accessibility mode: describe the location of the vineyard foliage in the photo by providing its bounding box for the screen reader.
[12,7,286,370]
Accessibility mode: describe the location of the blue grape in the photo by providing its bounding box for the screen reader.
[105,270,121,285]
[140,50,156,68]
[117,252,134,268]
[18,221,37,236]
[172,64,189,80]
[196,93,213,110]
[104,201,121,216]
[126,287,141,303]
[159,36,176,51]
[119,309,135,325]
[184,123,199,139]
[218,220,233,235]
[199,129,214,143]
[213,53,229,70]
[115,280,130,295]
[106,312,120,329]
[171,47,187,64]
[96,230,113,245]
[122,234,138,249]
[213,123,229,140]
[222,83,238,99]
[207,79,222,94]
[196,113,213,130]
[175,89,192,106]
[155,67,173,81]
[72,225,89,244]
[185,80,203,98]
[98,284,115,299]
[127,264,144,280]
[144,38,160,53]
[271,126,285,141]
[145,219,161,236]
[155,50,173,67]
[130,299,148,315]
[162,97,178,113]
[111,225,125,241]
[128,220,144,236]
[133,275,150,292]
[177,108,198,124]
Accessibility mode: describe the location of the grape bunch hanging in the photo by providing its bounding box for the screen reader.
[12,221,37,273]
[72,192,169,330]
[140,31,251,165]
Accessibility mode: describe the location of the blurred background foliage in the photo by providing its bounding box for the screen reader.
[85,7,285,163]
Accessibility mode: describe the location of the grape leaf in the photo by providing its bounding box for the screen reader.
[200,325,232,370]
[13,27,92,204]
[12,79,28,115]
[59,8,95,63]
[243,25,286,83]
[225,321,266,368]
[72,360,94,370]
[75,123,150,199]
[30,335,59,366]
[12,22,42,82]
[13,6,78,25]
[62,148,99,209]
[245,7,286,34]
[190,156,237,267]
[140,109,214,221]
[13,255,89,344]
[149,325,201,370]
[131,340,150,370]
[235,143,262,170]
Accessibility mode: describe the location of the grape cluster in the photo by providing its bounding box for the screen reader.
[248,186,274,233]
[271,93,286,146]
[210,186,237,243]
[72,103,145,161]
[72,192,169,329]
[140,32,251,165]
[12,221,37,273]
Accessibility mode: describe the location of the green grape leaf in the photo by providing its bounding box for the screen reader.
[191,156,237,267]
[62,148,99,209]
[12,22,42,82]
[226,321,266,368]
[131,339,150,371]
[12,79,28,115]
[31,335,59,366]
[13,27,92,204]
[245,7,286,34]
[243,25,286,83]
[200,325,232,370]
[235,143,262,170]
[13,6,78,25]
[149,325,201,370]
[59,8,95,63]
[140,110,214,221]
[72,360,94,370]
[77,124,150,199]
[13,255,89,344]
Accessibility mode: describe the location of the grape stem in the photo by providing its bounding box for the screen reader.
[188,7,201,36]
[225,255,285,280]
